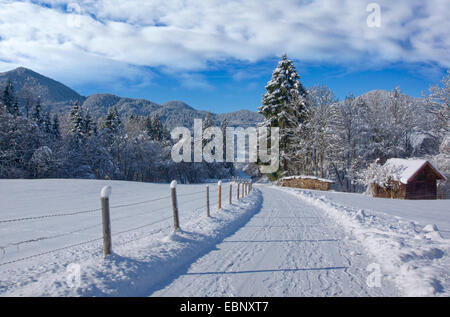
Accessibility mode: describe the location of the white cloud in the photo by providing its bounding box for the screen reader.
[0,0,448,86]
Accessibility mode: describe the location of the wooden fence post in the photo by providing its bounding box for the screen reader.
[206,185,210,217]
[218,180,222,210]
[237,182,240,200]
[229,183,232,205]
[242,182,245,198]
[170,180,180,230]
[100,186,112,257]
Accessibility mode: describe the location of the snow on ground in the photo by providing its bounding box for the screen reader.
[151,185,399,297]
[1,179,448,297]
[298,189,450,239]
[0,179,261,296]
[275,186,450,297]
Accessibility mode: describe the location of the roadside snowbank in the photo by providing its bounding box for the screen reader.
[275,187,450,296]
[1,187,262,296]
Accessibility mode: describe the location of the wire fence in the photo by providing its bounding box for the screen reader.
[0,180,253,268]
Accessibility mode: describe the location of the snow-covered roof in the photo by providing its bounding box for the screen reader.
[384,158,446,184]
[280,175,334,183]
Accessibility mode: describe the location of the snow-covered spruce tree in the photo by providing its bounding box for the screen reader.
[12,100,20,117]
[104,106,122,134]
[69,101,85,140]
[204,112,214,129]
[144,115,154,140]
[152,114,164,141]
[258,54,308,177]
[84,109,95,137]
[31,98,43,128]
[0,105,43,178]
[51,114,61,140]
[1,78,15,114]
[202,112,214,148]
[42,111,52,134]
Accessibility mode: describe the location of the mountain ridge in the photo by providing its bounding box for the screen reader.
[0,67,263,128]
[0,67,85,107]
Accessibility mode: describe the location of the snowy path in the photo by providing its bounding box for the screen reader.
[151,185,398,297]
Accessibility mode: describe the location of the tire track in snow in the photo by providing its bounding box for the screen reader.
[151,186,399,297]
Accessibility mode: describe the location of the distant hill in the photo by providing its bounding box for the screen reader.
[83,93,161,118]
[0,67,85,111]
[216,110,264,128]
[0,67,263,129]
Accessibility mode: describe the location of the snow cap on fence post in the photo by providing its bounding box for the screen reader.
[101,186,112,199]
[170,180,177,189]
[218,180,222,186]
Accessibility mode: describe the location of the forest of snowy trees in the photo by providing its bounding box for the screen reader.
[258,55,449,192]
[0,80,234,183]
[0,57,449,192]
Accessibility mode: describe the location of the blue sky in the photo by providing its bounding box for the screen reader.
[69,60,447,113]
[0,0,449,113]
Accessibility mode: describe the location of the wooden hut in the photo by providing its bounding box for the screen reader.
[277,175,334,191]
[371,159,446,200]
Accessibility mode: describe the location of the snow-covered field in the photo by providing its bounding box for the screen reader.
[305,189,450,239]
[0,179,261,296]
[0,179,449,297]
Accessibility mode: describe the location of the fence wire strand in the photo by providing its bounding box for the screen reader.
[0,207,102,224]
[0,184,247,268]
[0,237,103,267]
[0,194,175,224]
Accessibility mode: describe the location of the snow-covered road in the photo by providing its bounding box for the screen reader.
[151,185,398,296]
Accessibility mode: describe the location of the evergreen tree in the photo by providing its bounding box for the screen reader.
[152,114,164,141]
[2,78,15,114]
[202,113,214,147]
[51,114,61,139]
[42,111,52,134]
[32,98,43,127]
[162,125,171,142]
[84,110,95,136]
[12,99,20,117]
[145,115,154,139]
[105,106,121,133]
[259,54,307,128]
[258,54,308,175]
[70,101,84,139]
[203,113,214,129]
